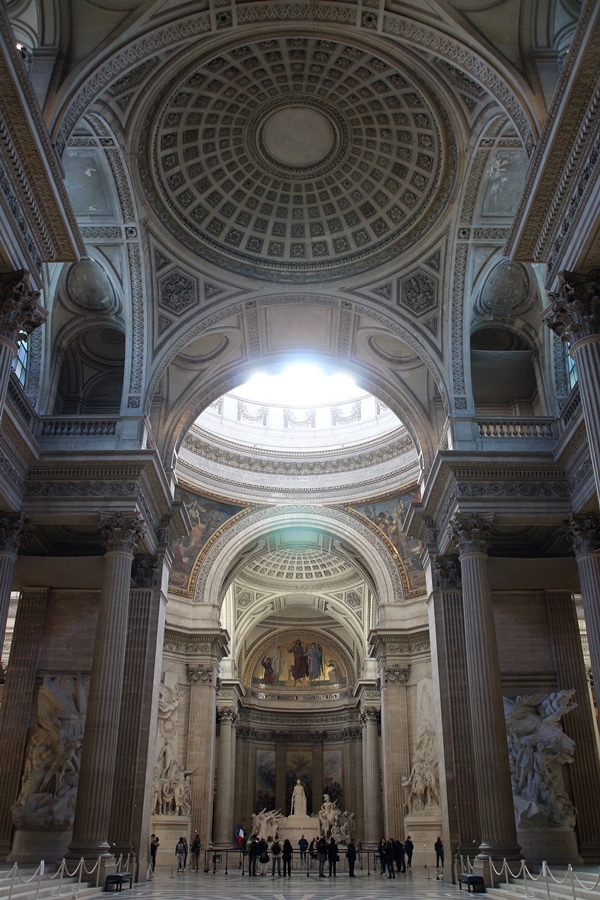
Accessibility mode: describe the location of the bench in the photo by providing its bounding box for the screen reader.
[459,873,486,892]
[104,873,133,892]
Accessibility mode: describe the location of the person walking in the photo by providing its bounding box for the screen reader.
[327,837,338,877]
[385,839,395,878]
[190,831,201,871]
[377,837,387,874]
[271,837,282,876]
[175,836,186,872]
[404,835,414,870]
[282,838,293,876]
[150,834,159,873]
[393,837,405,873]
[435,836,444,870]
[346,839,357,877]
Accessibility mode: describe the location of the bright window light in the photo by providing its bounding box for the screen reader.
[234,364,363,406]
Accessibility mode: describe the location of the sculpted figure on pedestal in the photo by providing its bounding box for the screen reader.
[290,779,307,816]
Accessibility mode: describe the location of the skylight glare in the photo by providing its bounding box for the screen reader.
[235,364,362,406]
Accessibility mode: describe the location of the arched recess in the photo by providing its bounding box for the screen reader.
[189,504,411,633]
[146,296,449,478]
[52,321,125,415]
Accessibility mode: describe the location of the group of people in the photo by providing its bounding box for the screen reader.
[174,831,202,872]
[376,835,415,877]
[245,835,295,876]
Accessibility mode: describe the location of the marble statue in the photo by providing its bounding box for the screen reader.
[318,793,339,837]
[290,779,307,816]
[153,676,192,817]
[12,675,88,831]
[504,690,577,828]
[251,807,284,840]
[402,726,440,814]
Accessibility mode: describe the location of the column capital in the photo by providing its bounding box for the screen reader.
[544,269,600,345]
[187,662,214,685]
[382,663,411,684]
[431,553,462,590]
[99,512,145,554]
[450,513,494,555]
[0,515,30,555]
[0,270,47,344]
[565,513,600,557]
[360,706,380,725]
[131,553,161,588]
[217,707,238,726]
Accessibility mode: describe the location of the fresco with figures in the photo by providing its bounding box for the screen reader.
[351,488,425,594]
[249,632,348,702]
[169,489,244,592]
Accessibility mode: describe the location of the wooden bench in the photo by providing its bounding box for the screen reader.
[104,873,133,892]
[458,873,486,892]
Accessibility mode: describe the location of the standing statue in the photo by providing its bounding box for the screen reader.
[318,793,340,838]
[290,779,307,816]
[402,726,440,814]
[504,690,577,828]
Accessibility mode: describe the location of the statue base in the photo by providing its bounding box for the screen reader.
[517,827,582,866]
[8,828,72,864]
[404,809,442,870]
[277,815,320,847]
[151,814,191,870]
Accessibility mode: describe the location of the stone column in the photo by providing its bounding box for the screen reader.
[428,553,480,858]
[450,515,520,861]
[546,588,600,861]
[69,513,145,859]
[566,514,600,700]
[214,707,238,844]
[186,639,226,850]
[377,651,410,839]
[0,516,29,650]
[545,270,600,500]
[109,551,169,863]
[0,587,49,860]
[359,697,382,844]
[0,270,46,419]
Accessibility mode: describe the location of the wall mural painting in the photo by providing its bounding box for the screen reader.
[169,489,244,591]
[256,749,276,812]
[250,633,348,699]
[351,488,425,593]
[286,749,313,816]
[323,748,342,808]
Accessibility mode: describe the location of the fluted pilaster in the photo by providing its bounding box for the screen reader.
[546,590,600,861]
[566,515,600,694]
[0,588,49,860]
[109,552,168,859]
[450,515,520,860]
[0,270,46,420]
[69,514,144,857]
[545,270,600,500]
[214,708,238,844]
[428,554,479,857]
[187,659,219,849]
[380,660,410,839]
[0,516,29,649]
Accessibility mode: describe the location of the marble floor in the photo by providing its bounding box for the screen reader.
[140,863,460,900]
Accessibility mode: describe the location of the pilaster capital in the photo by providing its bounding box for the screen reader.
[565,513,600,557]
[449,514,494,555]
[0,270,47,344]
[99,512,145,554]
[0,515,30,555]
[545,269,600,344]
[131,553,162,588]
[382,663,411,684]
[431,553,462,590]
[187,662,214,685]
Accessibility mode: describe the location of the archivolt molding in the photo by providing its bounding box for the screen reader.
[192,504,405,607]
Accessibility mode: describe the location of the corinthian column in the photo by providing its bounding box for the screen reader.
[0,516,29,649]
[360,701,382,844]
[450,515,520,862]
[214,707,238,844]
[545,270,600,500]
[0,270,46,418]
[69,513,145,859]
[378,654,410,839]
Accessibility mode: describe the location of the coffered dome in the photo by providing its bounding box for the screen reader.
[142,35,452,281]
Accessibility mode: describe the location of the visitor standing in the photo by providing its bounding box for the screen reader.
[328,837,338,877]
[404,835,414,869]
[271,837,282,876]
[190,831,201,871]
[298,834,308,864]
[175,836,186,872]
[259,839,269,876]
[317,835,327,877]
[346,839,357,877]
[435,836,444,869]
[282,838,293,876]
[150,834,159,874]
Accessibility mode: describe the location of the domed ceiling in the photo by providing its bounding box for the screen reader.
[141,35,453,282]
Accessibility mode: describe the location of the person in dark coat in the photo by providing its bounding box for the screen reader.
[393,837,405,872]
[404,835,414,870]
[282,838,293,876]
[327,837,338,877]
[317,836,327,877]
[346,839,357,877]
[435,836,444,869]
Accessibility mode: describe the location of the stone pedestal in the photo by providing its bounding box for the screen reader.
[150,815,190,871]
[517,828,582,866]
[277,814,320,846]
[10,829,72,864]
[404,810,442,871]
